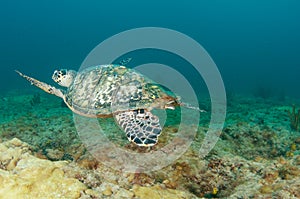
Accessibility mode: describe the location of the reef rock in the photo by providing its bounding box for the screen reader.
[132,184,196,199]
[0,138,87,199]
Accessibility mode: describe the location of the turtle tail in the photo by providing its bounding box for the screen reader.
[15,70,64,98]
[163,96,205,112]
[179,101,206,112]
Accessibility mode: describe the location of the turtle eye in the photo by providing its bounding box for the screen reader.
[60,69,67,76]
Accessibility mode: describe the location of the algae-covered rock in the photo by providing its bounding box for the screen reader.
[0,138,87,199]
[132,184,196,199]
[0,138,30,170]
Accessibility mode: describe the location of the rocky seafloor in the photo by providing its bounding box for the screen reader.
[0,89,299,198]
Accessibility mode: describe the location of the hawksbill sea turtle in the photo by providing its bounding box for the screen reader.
[16,61,200,146]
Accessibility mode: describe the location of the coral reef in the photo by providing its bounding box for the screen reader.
[0,91,300,198]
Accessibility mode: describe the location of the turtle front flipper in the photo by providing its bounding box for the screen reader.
[114,109,162,147]
[15,70,64,98]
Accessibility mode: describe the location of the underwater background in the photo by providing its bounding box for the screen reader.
[1,0,300,98]
[0,0,300,198]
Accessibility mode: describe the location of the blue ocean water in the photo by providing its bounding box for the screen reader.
[0,0,300,99]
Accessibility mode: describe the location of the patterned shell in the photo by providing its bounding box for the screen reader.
[64,64,174,117]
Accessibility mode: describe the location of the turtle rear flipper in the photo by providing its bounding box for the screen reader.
[114,109,162,146]
[15,70,64,98]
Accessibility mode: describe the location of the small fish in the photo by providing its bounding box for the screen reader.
[119,57,132,66]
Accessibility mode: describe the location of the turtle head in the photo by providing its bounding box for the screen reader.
[52,69,77,87]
